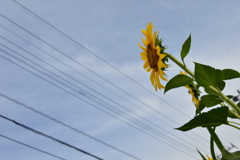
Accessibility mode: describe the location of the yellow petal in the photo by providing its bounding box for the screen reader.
[156,46,161,54]
[152,31,158,46]
[146,67,151,72]
[141,37,148,47]
[150,70,155,87]
[140,51,146,57]
[159,53,167,59]
[156,74,164,89]
[158,60,168,69]
[143,61,150,69]
[141,55,147,61]
[138,43,146,51]
[158,69,168,81]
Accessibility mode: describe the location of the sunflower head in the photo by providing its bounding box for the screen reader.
[138,22,168,91]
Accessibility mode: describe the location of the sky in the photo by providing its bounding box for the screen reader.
[0,0,240,160]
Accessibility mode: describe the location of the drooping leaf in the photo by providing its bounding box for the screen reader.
[176,107,228,131]
[195,63,223,88]
[201,95,223,107]
[181,34,191,64]
[164,74,193,94]
[222,69,240,80]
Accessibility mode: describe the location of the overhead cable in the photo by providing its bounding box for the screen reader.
[0,51,198,159]
[0,133,68,160]
[0,114,104,160]
[0,93,142,160]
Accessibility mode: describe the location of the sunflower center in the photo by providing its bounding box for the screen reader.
[147,44,159,71]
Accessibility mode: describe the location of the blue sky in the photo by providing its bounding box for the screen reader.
[0,0,240,160]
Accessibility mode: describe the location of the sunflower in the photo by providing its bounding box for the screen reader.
[180,71,200,107]
[138,22,168,91]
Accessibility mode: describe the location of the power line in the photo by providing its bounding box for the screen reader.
[0,50,199,159]
[10,0,190,119]
[0,46,199,157]
[0,36,207,152]
[0,13,181,126]
[0,93,142,160]
[0,5,216,144]
[0,21,210,147]
[0,133,68,160]
[0,114,104,160]
[0,38,209,156]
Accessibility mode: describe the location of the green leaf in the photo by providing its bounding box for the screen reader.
[195,63,223,87]
[222,149,240,160]
[164,74,193,94]
[176,107,228,131]
[197,149,207,160]
[222,69,240,80]
[201,95,223,107]
[181,34,191,64]
[218,80,225,91]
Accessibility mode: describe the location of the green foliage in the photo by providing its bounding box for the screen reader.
[218,81,226,91]
[222,69,240,80]
[195,63,223,88]
[176,107,229,131]
[222,149,240,160]
[164,74,193,94]
[201,95,223,107]
[181,34,191,64]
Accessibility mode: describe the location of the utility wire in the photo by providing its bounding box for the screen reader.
[0,93,142,160]
[0,51,199,159]
[10,0,190,119]
[0,114,104,160]
[0,133,68,160]
[0,13,181,126]
[0,45,201,156]
[0,36,208,151]
[0,23,209,147]
[0,7,215,143]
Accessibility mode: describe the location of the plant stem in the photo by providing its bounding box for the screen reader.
[210,134,217,160]
[228,124,240,130]
[165,53,195,78]
[207,127,224,153]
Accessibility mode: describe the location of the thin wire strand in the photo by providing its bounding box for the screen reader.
[10,0,190,119]
[0,13,181,126]
[0,23,210,147]
[0,133,68,160]
[0,93,142,160]
[0,11,213,143]
[0,36,208,150]
[9,2,232,145]
[0,46,200,156]
[0,51,199,159]
[0,114,104,160]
